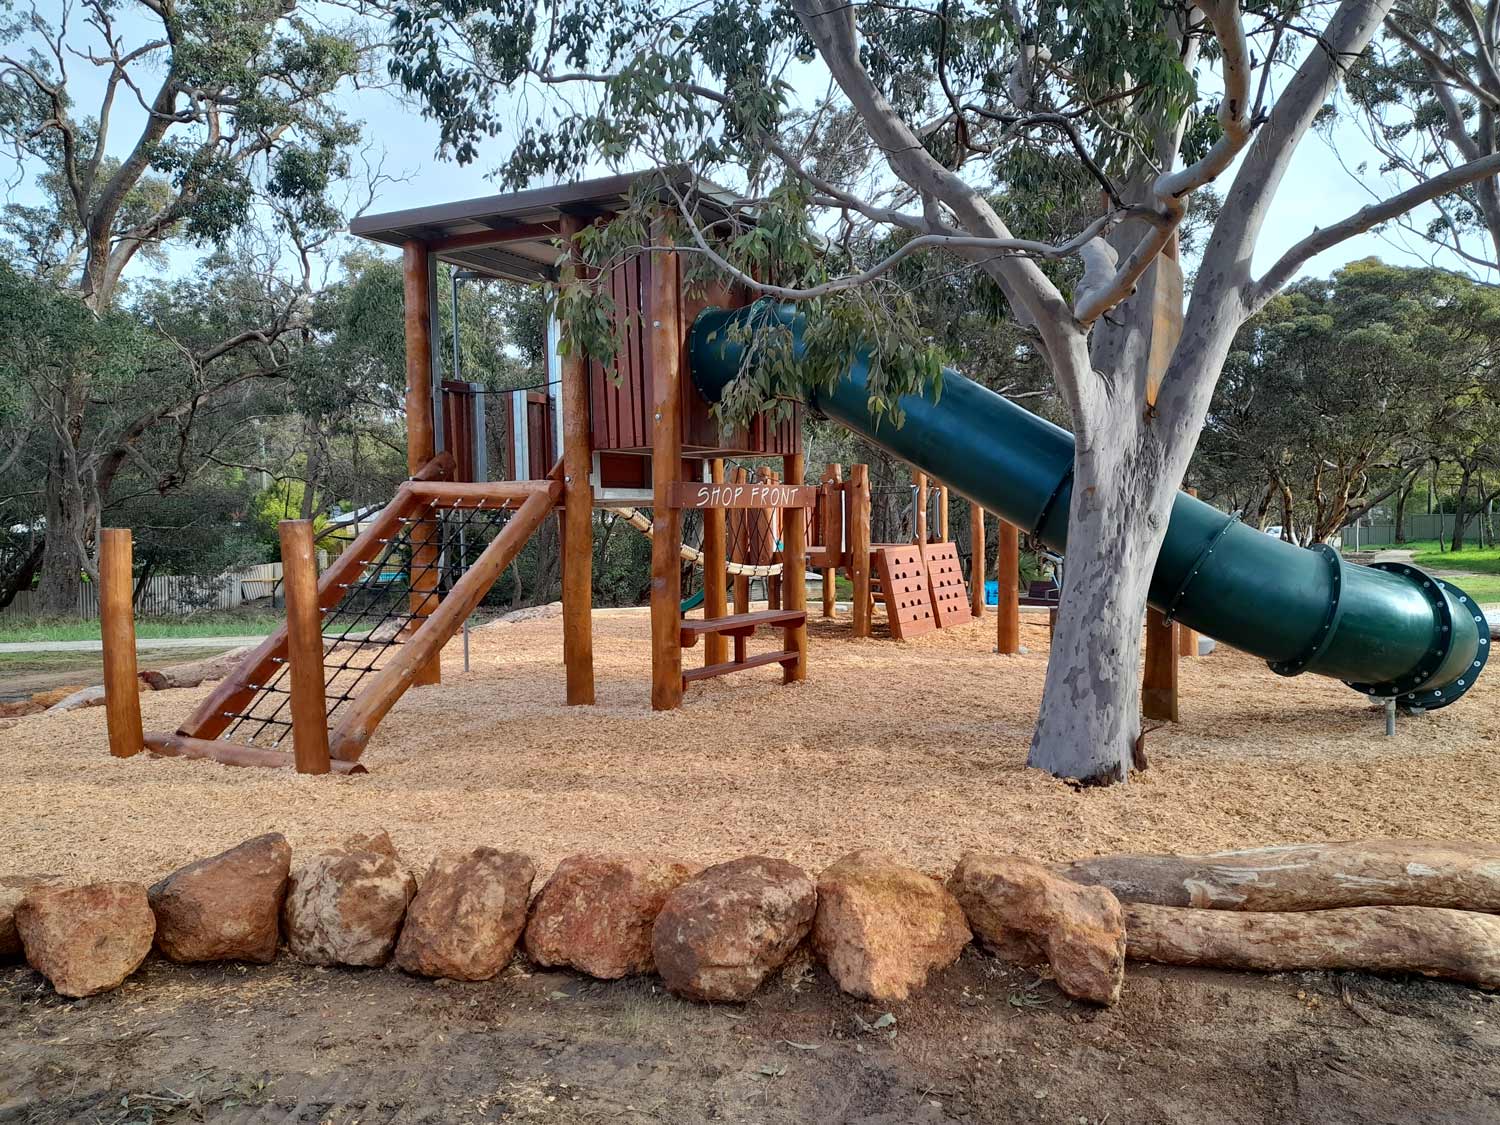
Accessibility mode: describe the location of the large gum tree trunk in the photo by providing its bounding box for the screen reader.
[35,470,93,616]
[1028,430,1172,784]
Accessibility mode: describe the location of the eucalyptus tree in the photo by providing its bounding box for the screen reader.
[0,0,381,612]
[1347,2,1500,280]
[387,0,1500,782]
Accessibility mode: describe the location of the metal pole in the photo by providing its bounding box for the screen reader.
[1385,697,1396,737]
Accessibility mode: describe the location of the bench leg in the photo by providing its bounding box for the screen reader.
[734,631,747,665]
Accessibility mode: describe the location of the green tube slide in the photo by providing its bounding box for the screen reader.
[689,300,1491,710]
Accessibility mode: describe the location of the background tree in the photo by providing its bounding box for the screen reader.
[386,0,1500,783]
[0,0,381,612]
[1197,259,1498,543]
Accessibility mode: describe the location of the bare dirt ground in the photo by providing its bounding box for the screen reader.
[2,607,1499,1122]
[3,950,1497,1124]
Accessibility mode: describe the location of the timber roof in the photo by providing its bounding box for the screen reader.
[348,168,737,283]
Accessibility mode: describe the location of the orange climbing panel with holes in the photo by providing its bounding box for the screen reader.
[923,541,972,628]
[873,545,937,640]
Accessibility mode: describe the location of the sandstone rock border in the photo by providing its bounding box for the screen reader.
[8,835,1500,1004]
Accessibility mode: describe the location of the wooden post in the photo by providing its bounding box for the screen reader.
[402,240,441,686]
[996,520,1021,654]
[969,501,986,619]
[649,235,684,711]
[760,466,781,610]
[850,464,872,638]
[914,471,928,543]
[1178,487,1199,658]
[1143,608,1180,722]
[821,463,843,618]
[732,466,750,615]
[557,215,596,704]
[938,485,949,542]
[99,528,143,758]
[704,458,729,665]
[783,450,808,682]
[278,519,331,775]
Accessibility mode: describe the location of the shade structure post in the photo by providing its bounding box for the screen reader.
[850,463,872,638]
[969,501,986,618]
[557,214,596,704]
[99,528,143,758]
[996,519,1021,654]
[783,450,808,682]
[278,519,331,775]
[403,239,441,686]
[704,458,729,665]
[648,231,684,711]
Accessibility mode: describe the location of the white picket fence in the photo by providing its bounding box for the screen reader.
[2,562,288,622]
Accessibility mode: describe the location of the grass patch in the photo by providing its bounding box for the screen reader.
[1439,574,1500,605]
[0,612,280,644]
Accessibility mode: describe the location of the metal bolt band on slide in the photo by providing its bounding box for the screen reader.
[1267,544,1346,677]
[1346,563,1491,710]
[1161,512,1240,625]
[1030,467,1073,541]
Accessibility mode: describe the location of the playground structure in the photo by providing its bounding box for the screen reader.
[94,169,1491,775]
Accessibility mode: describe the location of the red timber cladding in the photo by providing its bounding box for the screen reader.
[441,381,478,482]
[588,250,800,457]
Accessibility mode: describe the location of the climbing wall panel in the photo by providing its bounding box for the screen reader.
[923,541,972,628]
[872,545,936,640]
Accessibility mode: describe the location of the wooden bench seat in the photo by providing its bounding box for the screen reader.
[680,608,807,647]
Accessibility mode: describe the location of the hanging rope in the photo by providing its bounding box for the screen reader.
[603,506,784,578]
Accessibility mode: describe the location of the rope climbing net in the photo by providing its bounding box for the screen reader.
[219,499,515,748]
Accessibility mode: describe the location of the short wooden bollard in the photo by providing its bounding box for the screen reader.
[278,519,331,774]
[996,520,1021,654]
[99,528,144,758]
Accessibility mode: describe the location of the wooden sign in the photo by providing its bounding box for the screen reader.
[668,481,817,509]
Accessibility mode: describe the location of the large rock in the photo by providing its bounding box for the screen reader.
[651,856,816,1002]
[812,850,971,1001]
[282,831,416,967]
[525,853,701,979]
[394,848,536,980]
[948,853,1125,1005]
[14,883,155,997]
[148,833,291,964]
[1,876,63,961]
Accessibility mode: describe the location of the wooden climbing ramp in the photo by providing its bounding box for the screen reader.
[143,457,563,771]
[872,545,937,640]
[923,541,973,628]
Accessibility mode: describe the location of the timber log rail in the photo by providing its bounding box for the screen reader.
[102,455,565,774]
